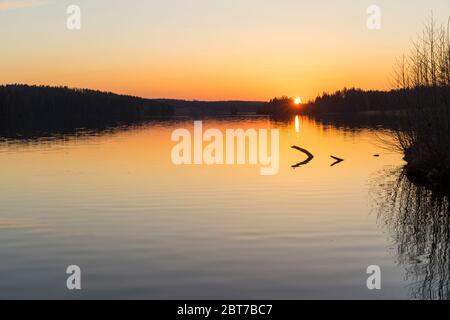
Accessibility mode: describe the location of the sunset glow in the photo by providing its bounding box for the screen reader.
[0,0,448,101]
[1,0,450,302]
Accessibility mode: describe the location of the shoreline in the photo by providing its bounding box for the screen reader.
[403,148,450,193]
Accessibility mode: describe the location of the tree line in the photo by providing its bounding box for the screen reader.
[0,84,175,136]
[259,86,449,118]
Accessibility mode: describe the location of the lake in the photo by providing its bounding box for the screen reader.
[0,115,448,299]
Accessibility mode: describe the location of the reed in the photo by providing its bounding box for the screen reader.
[392,16,450,187]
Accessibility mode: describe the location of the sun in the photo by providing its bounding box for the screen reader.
[294,97,302,105]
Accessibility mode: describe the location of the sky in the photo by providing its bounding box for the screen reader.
[0,0,449,101]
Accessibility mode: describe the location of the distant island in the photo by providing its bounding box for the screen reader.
[0,84,264,137]
[258,86,448,118]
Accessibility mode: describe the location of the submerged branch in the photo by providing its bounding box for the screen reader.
[330,155,344,167]
[291,146,314,168]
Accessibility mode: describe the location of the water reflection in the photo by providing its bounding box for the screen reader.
[374,169,450,300]
[295,115,300,133]
[0,115,410,298]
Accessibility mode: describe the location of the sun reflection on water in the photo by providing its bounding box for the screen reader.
[295,115,300,133]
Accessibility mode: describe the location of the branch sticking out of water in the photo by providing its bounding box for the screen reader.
[330,155,344,167]
[291,146,314,168]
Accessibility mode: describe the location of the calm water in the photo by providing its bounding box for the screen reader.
[0,116,448,299]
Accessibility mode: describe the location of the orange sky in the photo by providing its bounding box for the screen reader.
[0,0,449,101]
